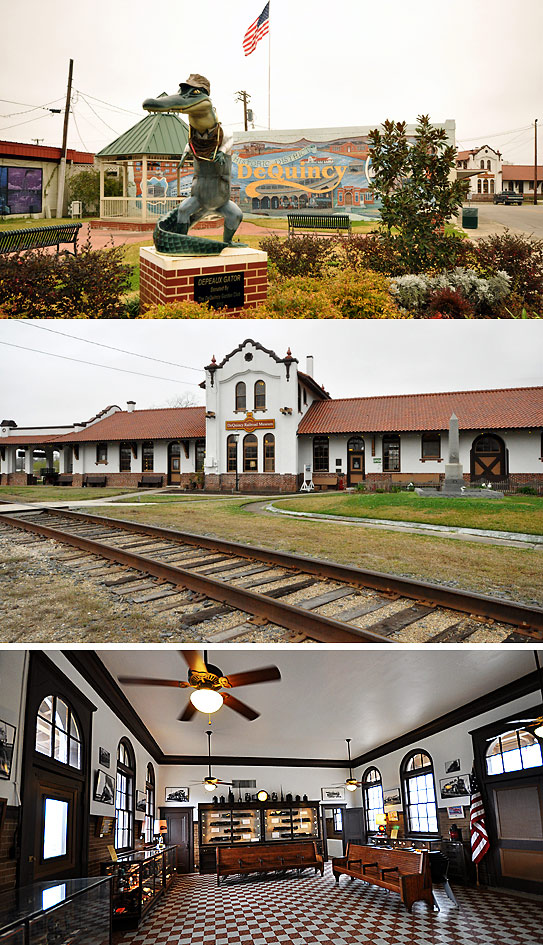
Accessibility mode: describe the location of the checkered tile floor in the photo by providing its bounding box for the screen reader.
[114,863,543,945]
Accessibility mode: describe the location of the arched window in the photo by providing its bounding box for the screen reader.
[243,434,258,471]
[313,436,329,472]
[421,433,441,459]
[35,695,82,770]
[487,160,491,170]
[486,729,542,776]
[145,763,156,843]
[401,750,438,835]
[235,382,246,411]
[477,179,482,193]
[347,436,364,453]
[195,439,205,472]
[362,767,384,833]
[119,442,131,472]
[490,179,494,194]
[480,160,485,169]
[383,435,400,472]
[254,380,266,410]
[483,179,489,194]
[474,434,502,453]
[264,433,275,472]
[116,738,135,851]
[227,434,238,472]
[142,442,154,472]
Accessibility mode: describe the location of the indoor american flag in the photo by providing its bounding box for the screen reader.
[470,771,490,865]
[243,3,270,56]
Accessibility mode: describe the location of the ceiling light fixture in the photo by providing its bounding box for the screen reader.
[190,688,224,714]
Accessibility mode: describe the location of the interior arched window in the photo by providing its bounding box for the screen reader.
[35,695,82,770]
[116,738,135,851]
[243,434,258,471]
[235,382,246,411]
[486,729,542,776]
[145,763,156,843]
[264,433,275,472]
[362,767,384,833]
[254,380,266,410]
[313,436,329,472]
[401,750,438,835]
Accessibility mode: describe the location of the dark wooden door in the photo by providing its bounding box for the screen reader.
[160,807,194,873]
[32,773,82,882]
[343,807,366,851]
[470,435,506,481]
[348,451,365,486]
[489,778,543,893]
[168,444,181,484]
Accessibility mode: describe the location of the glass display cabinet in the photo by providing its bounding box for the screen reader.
[198,801,322,874]
[0,877,111,945]
[100,846,175,926]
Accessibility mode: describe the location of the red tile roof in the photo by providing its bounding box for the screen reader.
[297,387,543,435]
[0,434,64,446]
[501,165,543,181]
[59,407,206,442]
[0,140,95,164]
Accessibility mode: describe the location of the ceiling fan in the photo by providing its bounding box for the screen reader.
[331,739,362,792]
[496,651,543,743]
[118,650,281,722]
[191,730,233,793]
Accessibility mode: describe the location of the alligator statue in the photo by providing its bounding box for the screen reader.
[143,74,245,255]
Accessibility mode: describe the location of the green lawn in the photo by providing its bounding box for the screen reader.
[273,492,543,536]
[0,486,129,502]
[0,216,95,230]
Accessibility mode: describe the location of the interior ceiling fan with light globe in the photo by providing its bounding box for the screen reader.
[189,730,234,793]
[331,738,363,792]
[118,649,281,721]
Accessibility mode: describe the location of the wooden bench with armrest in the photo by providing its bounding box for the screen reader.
[137,474,164,488]
[56,474,73,486]
[217,841,324,886]
[83,474,107,487]
[332,843,434,912]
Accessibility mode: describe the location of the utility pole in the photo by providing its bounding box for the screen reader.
[56,58,73,219]
[235,90,251,132]
[534,118,538,206]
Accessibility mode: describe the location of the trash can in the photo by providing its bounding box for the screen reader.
[462,207,478,230]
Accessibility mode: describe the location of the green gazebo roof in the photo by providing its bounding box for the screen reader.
[96,111,190,159]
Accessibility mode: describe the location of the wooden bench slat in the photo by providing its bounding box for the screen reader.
[0,223,82,255]
[332,843,434,912]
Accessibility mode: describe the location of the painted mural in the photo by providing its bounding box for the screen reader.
[0,166,42,215]
[131,135,382,219]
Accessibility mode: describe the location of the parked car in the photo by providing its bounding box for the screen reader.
[493,191,524,205]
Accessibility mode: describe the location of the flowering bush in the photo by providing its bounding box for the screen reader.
[475,231,543,308]
[389,267,511,316]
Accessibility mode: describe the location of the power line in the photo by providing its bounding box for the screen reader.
[0,112,56,132]
[16,321,203,373]
[74,89,142,117]
[78,92,120,135]
[70,107,91,152]
[0,341,203,386]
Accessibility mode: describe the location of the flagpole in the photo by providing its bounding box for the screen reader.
[268,5,271,130]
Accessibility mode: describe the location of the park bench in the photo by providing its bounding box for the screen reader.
[217,841,324,886]
[0,223,82,255]
[287,213,351,236]
[137,474,164,488]
[56,475,73,486]
[83,474,107,487]
[332,843,434,913]
[312,472,338,490]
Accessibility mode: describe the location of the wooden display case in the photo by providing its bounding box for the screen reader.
[198,801,322,874]
[100,846,176,926]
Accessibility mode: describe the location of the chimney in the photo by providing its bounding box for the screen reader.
[127,401,136,412]
[306,355,314,376]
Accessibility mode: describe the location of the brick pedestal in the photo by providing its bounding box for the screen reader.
[139,246,268,315]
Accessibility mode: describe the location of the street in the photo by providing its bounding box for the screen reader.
[462,202,543,240]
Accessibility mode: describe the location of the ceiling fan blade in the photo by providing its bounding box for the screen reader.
[118,676,190,688]
[226,666,281,688]
[180,650,207,674]
[216,779,234,785]
[178,701,197,722]
[222,692,259,721]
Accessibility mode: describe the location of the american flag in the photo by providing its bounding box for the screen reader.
[243,3,270,56]
[470,771,490,865]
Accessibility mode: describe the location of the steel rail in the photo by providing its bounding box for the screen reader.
[31,507,543,635]
[0,511,391,644]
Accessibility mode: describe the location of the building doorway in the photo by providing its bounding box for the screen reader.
[347,437,365,486]
[470,434,507,481]
[168,442,181,485]
[160,807,194,873]
[321,804,346,860]
[490,777,543,893]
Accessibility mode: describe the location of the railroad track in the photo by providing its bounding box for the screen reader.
[0,508,541,644]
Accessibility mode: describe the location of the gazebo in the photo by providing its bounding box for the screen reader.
[95,108,190,223]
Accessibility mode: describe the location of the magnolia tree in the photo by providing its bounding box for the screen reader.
[367,115,469,270]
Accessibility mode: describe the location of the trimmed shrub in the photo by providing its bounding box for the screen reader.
[259,234,334,277]
[390,267,511,316]
[339,231,476,277]
[474,231,543,307]
[427,287,476,317]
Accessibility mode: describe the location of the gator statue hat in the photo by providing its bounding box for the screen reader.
[143,72,245,253]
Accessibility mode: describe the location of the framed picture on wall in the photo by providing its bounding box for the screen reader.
[447,806,465,819]
[321,787,345,801]
[440,774,470,799]
[136,790,147,813]
[444,759,461,774]
[99,747,111,769]
[165,786,189,803]
[94,770,115,805]
[383,787,402,809]
[0,720,16,780]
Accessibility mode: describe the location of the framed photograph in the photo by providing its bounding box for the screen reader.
[136,790,146,813]
[383,787,402,809]
[94,770,115,805]
[165,786,189,803]
[0,720,16,780]
[99,747,110,769]
[440,774,470,799]
[447,806,465,819]
[321,787,346,802]
[445,759,461,774]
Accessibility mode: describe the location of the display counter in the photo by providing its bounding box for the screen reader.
[100,846,176,926]
[0,877,111,945]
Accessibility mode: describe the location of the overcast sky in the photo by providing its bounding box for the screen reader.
[0,320,541,426]
[1,1,542,164]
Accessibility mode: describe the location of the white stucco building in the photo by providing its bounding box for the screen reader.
[1,339,542,491]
